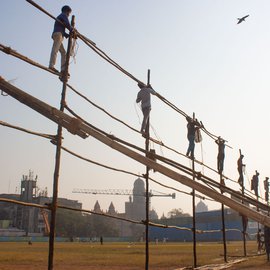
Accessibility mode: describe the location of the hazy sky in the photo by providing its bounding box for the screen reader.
[1,1,270,217]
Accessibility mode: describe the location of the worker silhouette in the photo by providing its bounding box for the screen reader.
[49,5,73,75]
[251,170,259,197]
[237,154,245,186]
[100,236,103,245]
[136,82,156,136]
[264,177,269,202]
[216,137,225,174]
[186,117,200,159]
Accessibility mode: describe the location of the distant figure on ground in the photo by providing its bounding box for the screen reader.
[49,5,73,75]
[237,15,249,24]
[28,237,32,245]
[136,82,156,136]
[237,154,245,186]
[186,117,200,159]
[264,226,270,261]
[257,228,264,254]
[100,236,103,245]
[216,137,225,174]
[251,170,260,197]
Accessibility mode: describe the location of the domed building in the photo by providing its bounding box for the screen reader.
[125,178,146,221]
[195,199,208,213]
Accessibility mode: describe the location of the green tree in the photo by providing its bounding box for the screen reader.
[167,208,190,219]
[55,209,119,238]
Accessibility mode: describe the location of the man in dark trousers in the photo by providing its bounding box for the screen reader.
[237,154,245,186]
[251,170,260,197]
[49,5,73,74]
[216,137,225,174]
[136,82,156,135]
[186,117,200,159]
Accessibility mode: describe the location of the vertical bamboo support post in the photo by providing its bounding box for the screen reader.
[144,69,151,270]
[242,185,247,257]
[192,112,197,268]
[239,149,247,257]
[220,174,227,262]
[48,15,75,270]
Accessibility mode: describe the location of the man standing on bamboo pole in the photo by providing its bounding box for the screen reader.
[136,82,156,136]
[49,5,73,76]
[185,117,200,159]
[251,170,260,197]
[237,154,245,186]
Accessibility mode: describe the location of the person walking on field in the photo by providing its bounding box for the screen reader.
[136,82,156,136]
[49,5,73,74]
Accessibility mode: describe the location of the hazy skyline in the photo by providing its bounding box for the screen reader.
[1,1,270,217]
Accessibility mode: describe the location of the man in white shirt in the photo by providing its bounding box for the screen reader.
[136,82,156,135]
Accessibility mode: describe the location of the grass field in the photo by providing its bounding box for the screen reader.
[0,241,269,269]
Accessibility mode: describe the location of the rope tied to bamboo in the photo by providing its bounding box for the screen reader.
[68,117,83,135]
[3,46,12,55]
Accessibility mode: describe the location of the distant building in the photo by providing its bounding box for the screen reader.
[107,202,116,215]
[93,200,102,213]
[195,200,208,213]
[91,178,158,239]
[125,178,146,221]
[149,208,258,242]
[0,171,82,236]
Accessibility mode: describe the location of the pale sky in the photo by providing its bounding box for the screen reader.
[1,0,270,217]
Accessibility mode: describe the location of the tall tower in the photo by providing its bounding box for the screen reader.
[125,178,146,220]
[132,178,146,219]
[17,170,38,234]
[20,170,37,202]
[124,178,146,239]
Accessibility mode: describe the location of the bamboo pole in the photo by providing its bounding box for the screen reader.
[48,15,75,270]
[1,78,270,227]
[192,112,197,268]
[239,150,247,257]
[0,80,87,139]
[220,176,227,262]
[144,69,151,270]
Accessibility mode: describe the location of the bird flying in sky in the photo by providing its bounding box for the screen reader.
[237,15,249,24]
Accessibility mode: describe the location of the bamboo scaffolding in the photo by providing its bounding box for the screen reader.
[1,76,270,227]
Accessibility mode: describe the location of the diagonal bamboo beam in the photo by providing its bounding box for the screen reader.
[1,76,270,227]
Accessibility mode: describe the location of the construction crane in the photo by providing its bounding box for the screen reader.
[72,188,176,199]
[40,208,50,236]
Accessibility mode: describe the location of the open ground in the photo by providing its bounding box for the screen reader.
[0,241,269,270]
